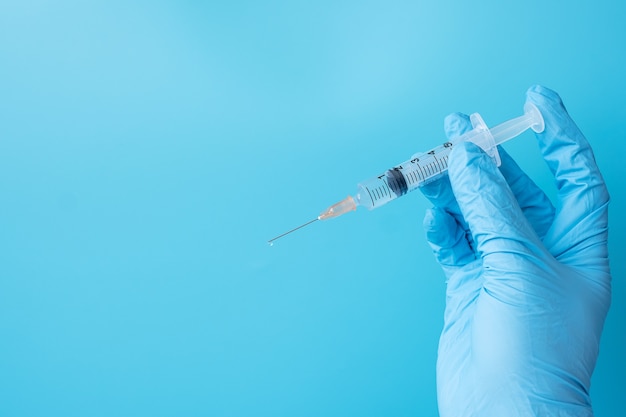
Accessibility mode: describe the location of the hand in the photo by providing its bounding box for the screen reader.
[421,85,611,417]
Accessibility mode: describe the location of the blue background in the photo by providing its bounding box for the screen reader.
[1,1,624,416]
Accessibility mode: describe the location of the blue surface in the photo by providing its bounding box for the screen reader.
[0,1,624,416]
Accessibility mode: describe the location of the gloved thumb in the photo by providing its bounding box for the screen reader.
[448,141,548,270]
[423,207,475,278]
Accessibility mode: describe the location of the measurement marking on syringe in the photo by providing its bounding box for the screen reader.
[366,181,391,205]
[416,164,426,182]
[437,154,449,171]
[365,187,375,205]
[420,164,428,176]
[434,157,443,172]
[425,163,435,176]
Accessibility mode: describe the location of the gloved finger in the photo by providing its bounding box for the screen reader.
[497,147,556,240]
[420,113,472,230]
[420,175,458,216]
[424,208,483,341]
[525,85,610,263]
[423,207,476,279]
[448,141,548,272]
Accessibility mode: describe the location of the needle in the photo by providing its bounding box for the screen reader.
[268,218,319,245]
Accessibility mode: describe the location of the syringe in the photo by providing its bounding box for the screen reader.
[268,102,544,245]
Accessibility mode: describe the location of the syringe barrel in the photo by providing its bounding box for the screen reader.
[355,140,455,210]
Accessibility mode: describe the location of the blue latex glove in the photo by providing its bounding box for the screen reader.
[421,85,611,417]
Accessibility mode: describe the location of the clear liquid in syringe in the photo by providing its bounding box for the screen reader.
[355,140,455,210]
